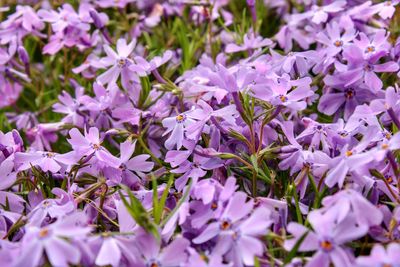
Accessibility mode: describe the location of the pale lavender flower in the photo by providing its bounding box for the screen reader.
[67,127,120,168]
[92,235,136,267]
[373,0,400,19]
[285,211,367,267]
[193,192,272,266]
[309,1,347,24]
[133,232,190,267]
[13,212,91,267]
[356,243,400,267]
[162,111,197,150]
[97,38,136,88]
[225,33,272,53]
[14,150,75,173]
[106,140,154,186]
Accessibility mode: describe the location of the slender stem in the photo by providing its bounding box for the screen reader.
[252,170,257,197]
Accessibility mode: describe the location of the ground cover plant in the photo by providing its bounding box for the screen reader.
[1,0,400,266]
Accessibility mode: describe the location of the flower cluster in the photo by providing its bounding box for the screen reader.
[1,0,400,266]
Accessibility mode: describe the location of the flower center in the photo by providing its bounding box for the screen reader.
[91,143,101,150]
[175,114,186,123]
[279,95,288,102]
[200,254,209,262]
[220,219,231,230]
[42,200,51,208]
[38,228,50,238]
[44,152,55,158]
[319,240,333,252]
[365,46,375,53]
[385,1,392,6]
[303,162,313,169]
[334,40,343,47]
[364,64,374,71]
[386,175,393,184]
[117,58,127,68]
[119,163,127,171]
[211,202,218,210]
[147,260,161,267]
[344,88,355,99]
[345,150,353,157]
[382,143,389,150]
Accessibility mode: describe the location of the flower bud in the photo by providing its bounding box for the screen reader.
[89,10,104,29]
[17,46,29,65]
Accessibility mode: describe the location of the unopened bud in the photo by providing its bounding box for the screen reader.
[246,0,255,6]
[89,10,104,29]
[18,46,30,76]
[18,46,29,65]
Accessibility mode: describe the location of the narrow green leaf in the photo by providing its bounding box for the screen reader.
[118,186,160,240]
[250,154,259,173]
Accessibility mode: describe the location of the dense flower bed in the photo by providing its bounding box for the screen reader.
[1,0,400,266]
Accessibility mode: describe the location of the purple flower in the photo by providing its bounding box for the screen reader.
[0,156,17,191]
[53,86,85,127]
[373,0,399,19]
[319,189,383,227]
[97,38,136,88]
[133,232,190,267]
[316,21,356,57]
[67,127,120,168]
[106,140,154,186]
[324,127,377,188]
[285,211,367,267]
[27,193,76,226]
[1,5,44,37]
[96,0,135,8]
[318,83,376,120]
[341,45,399,91]
[0,79,22,108]
[184,100,238,140]
[252,75,313,111]
[356,243,400,266]
[193,192,272,266]
[353,30,391,57]
[92,234,136,267]
[185,247,233,267]
[225,33,272,53]
[162,111,197,150]
[13,212,91,267]
[308,1,347,24]
[15,150,75,173]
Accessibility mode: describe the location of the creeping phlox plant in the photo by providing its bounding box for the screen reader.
[1,0,400,266]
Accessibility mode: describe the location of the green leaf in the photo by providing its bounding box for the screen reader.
[250,154,259,173]
[228,128,249,143]
[139,76,151,109]
[155,174,174,224]
[118,185,160,240]
[292,185,303,225]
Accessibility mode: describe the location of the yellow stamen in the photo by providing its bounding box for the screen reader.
[39,228,49,238]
